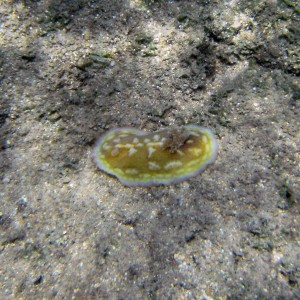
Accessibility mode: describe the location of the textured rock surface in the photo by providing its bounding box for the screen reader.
[0,0,299,298]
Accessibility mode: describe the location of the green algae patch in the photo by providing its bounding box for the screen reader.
[94,125,218,186]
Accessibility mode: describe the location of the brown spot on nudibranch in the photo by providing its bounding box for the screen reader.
[161,127,192,153]
[94,125,218,186]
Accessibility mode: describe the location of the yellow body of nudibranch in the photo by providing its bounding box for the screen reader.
[94,125,218,186]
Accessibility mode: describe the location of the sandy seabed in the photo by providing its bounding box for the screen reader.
[0,0,299,299]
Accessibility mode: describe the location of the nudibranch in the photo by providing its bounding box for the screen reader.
[94,125,218,186]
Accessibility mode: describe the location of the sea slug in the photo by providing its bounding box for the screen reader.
[94,125,218,186]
